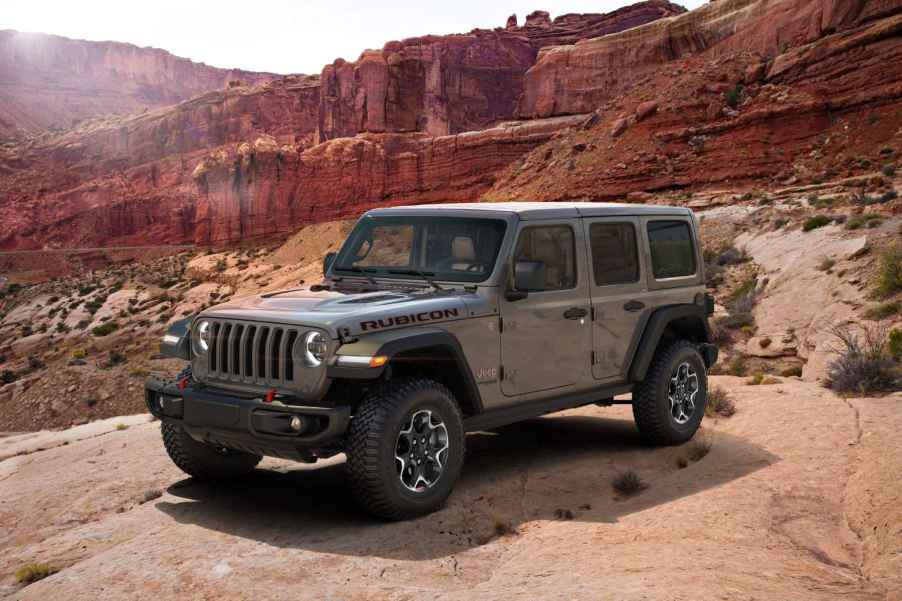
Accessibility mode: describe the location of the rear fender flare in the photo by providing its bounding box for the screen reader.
[627,305,712,382]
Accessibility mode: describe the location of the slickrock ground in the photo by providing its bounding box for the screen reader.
[0,378,899,600]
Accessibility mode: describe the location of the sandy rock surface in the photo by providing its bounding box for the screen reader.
[1,378,898,600]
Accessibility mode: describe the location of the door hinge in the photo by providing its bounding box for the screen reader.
[498,317,504,333]
[590,306,596,321]
[591,350,598,365]
[499,365,505,380]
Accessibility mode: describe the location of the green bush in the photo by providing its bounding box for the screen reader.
[802,215,832,232]
[1,370,16,384]
[726,83,744,109]
[825,325,899,395]
[890,329,902,361]
[864,302,900,320]
[15,563,55,584]
[874,244,902,298]
[91,322,119,337]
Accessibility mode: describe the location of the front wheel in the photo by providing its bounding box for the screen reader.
[346,378,465,520]
[632,341,707,445]
[161,423,262,481]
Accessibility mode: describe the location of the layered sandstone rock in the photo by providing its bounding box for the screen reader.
[0,3,680,249]
[518,0,900,119]
[0,30,277,139]
[490,0,902,202]
[193,116,585,245]
[317,1,684,140]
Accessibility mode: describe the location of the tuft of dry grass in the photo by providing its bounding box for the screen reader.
[15,563,56,584]
[612,470,648,497]
[687,439,712,462]
[554,508,575,520]
[825,325,900,395]
[746,373,781,386]
[115,423,129,431]
[873,243,902,298]
[705,386,736,417]
[492,516,518,537]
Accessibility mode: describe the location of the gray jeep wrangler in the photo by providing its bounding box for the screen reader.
[146,202,717,519]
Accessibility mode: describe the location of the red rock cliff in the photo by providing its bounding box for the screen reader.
[0,30,278,139]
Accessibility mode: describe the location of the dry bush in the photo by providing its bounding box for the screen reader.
[15,563,56,584]
[705,386,736,417]
[612,471,648,497]
[687,439,712,462]
[873,243,902,298]
[825,325,900,395]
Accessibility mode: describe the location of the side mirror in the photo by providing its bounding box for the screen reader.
[506,260,546,301]
[323,252,337,276]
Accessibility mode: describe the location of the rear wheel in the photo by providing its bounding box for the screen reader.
[632,341,707,445]
[346,378,465,520]
[161,422,262,481]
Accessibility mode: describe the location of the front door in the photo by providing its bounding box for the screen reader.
[581,217,648,381]
[500,221,592,397]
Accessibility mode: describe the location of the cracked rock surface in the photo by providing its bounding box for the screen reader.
[1,378,899,600]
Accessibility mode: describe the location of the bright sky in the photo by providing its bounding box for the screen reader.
[3,0,705,75]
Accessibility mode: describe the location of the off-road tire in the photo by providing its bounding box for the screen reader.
[346,378,465,520]
[633,340,707,446]
[161,422,262,481]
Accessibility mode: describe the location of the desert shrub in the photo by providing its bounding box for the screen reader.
[759,337,773,348]
[55,322,70,334]
[612,471,648,497]
[71,348,87,359]
[716,312,754,330]
[825,325,900,395]
[747,373,780,385]
[726,83,744,109]
[817,257,836,272]
[889,329,902,361]
[91,322,119,337]
[1,370,16,384]
[873,244,902,298]
[881,163,896,177]
[709,322,731,346]
[845,214,883,230]
[881,190,898,203]
[27,357,44,371]
[76,319,91,330]
[781,366,803,377]
[687,439,712,462]
[864,302,900,320]
[14,563,56,584]
[803,215,831,231]
[726,354,749,376]
[705,386,736,417]
[214,258,227,272]
[116,423,129,431]
[715,246,749,266]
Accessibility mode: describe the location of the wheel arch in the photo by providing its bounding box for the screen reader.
[627,304,712,383]
[329,328,483,417]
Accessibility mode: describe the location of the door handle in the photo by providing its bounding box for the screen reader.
[623,300,645,312]
[563,307,589,320]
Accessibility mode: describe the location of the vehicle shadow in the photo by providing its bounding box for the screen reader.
[156,414,778,561]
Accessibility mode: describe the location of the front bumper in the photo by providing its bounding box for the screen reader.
[145,376,350,461]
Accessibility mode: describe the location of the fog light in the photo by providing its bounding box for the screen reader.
[289,416,304,432]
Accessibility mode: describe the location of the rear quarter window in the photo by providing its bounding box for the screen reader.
[647,220,697,279]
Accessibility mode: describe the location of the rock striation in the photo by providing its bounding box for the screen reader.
[0,3,679,248]
[0,30,277,140]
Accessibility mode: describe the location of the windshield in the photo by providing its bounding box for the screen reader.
[333,215,508,283]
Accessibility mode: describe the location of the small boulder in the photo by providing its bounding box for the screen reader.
[706,102,723,121]
[611,118,628,138]
[506,14,518,29]
[744,62,766,84]
[635,101,658,122]
[747,332,798,357]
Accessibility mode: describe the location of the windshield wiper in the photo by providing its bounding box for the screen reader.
[335,265,379,288]
[388,268,444,291]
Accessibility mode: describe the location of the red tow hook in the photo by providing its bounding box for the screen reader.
[177,378,189,391]
[264,389,277,403]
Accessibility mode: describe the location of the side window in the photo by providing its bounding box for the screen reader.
[589,222,639,286]
[513,225,576,291]
[647,220,697,279]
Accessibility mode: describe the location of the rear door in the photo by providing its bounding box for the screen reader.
[499,220,592,397]
[582,217,649,381]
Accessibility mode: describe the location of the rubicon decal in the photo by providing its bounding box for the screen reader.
[360,308,459,331]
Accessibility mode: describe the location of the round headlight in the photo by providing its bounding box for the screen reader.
[196,320,212,354]
[303,330,327,366]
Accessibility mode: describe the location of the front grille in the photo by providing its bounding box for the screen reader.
[205,319,302,387]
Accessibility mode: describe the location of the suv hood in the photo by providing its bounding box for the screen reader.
[199,287,476,337]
